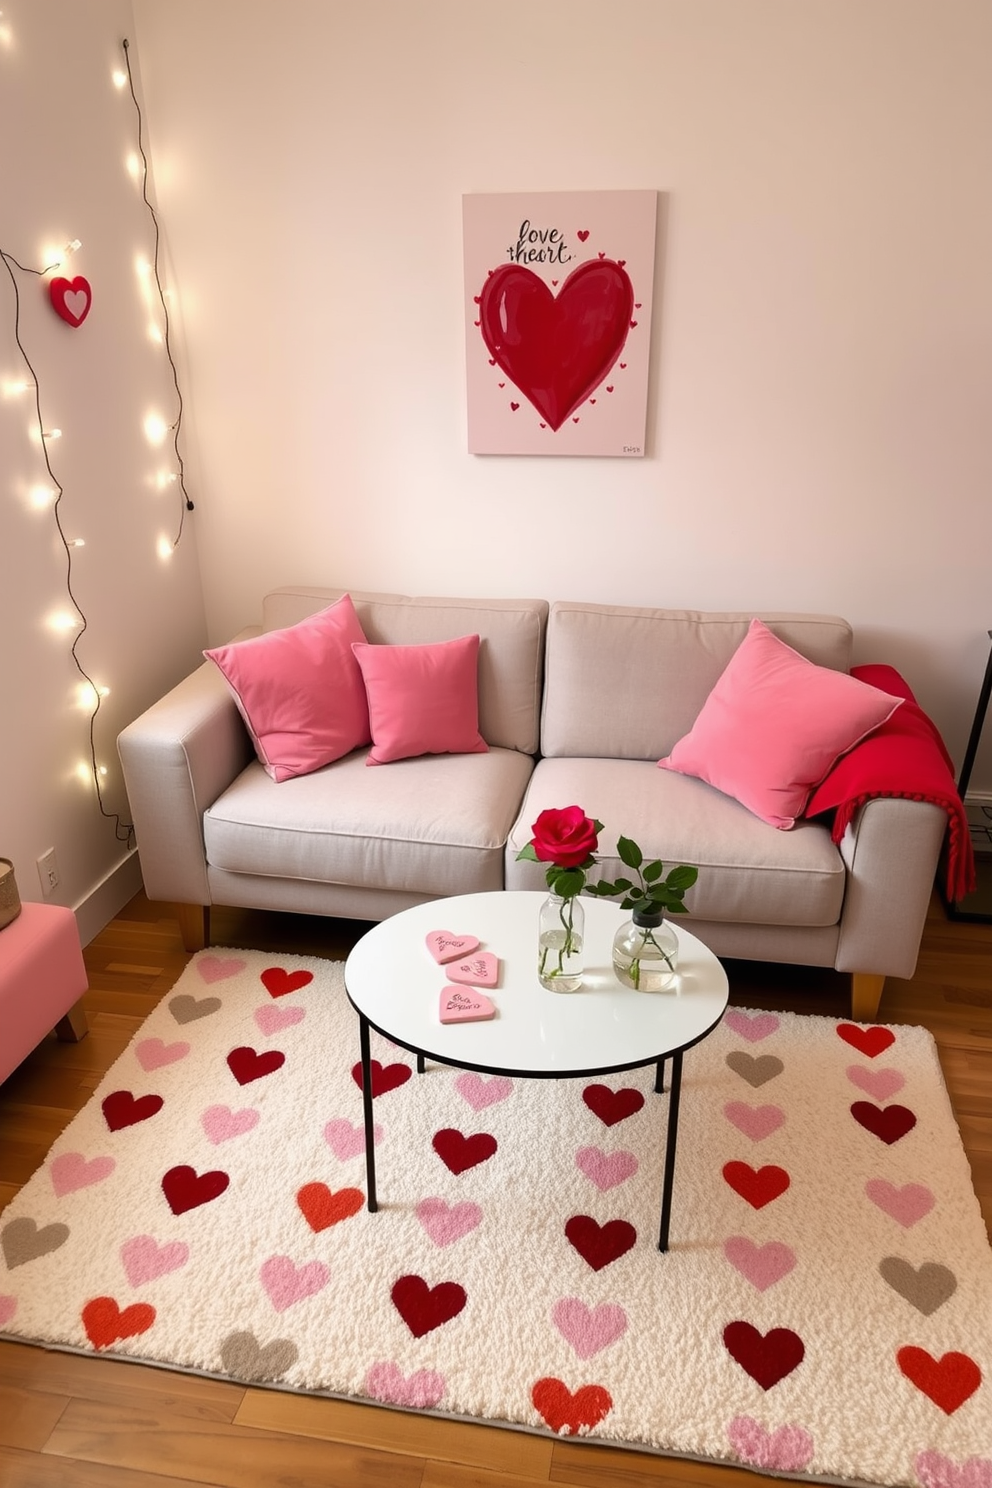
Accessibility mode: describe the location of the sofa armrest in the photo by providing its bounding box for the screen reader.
[118,660,254,907]
[834,797,947,980]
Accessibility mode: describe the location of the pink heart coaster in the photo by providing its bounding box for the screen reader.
[426,930,481,964]
[445,952,499,988]
[439,988,496,1024]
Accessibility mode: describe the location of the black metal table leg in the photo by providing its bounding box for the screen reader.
[655,1058,666,1093]
[359,1013,378,1212]
[657,1049,683,1252]
[417,1052,426,1074]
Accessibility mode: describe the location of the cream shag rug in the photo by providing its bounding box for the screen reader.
[1,950,990,1488]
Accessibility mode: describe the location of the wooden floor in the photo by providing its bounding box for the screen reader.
[0,890,989,1488]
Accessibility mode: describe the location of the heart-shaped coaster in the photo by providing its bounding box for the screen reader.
[426,931,481,965]
[439,988,496,1024]
[445,952,499,988]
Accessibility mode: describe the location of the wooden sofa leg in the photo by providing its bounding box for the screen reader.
[55,997,89,1042]
[177,903,209,953]
[851,973,886,1023]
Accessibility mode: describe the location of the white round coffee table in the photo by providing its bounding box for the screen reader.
[344,890,729,1251]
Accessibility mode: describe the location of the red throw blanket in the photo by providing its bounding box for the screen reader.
[804,664,976,902]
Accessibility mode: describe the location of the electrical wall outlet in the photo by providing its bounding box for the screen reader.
[37,848,59,896]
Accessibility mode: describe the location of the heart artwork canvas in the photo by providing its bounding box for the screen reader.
[463,190,657,457]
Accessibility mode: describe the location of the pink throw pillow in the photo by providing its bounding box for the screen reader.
[204,594,371,782]
[352,634,489,765]
[658,618,903,828]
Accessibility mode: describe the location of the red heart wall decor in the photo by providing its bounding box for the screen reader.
[49,275,92,327]
[477,259,633,430]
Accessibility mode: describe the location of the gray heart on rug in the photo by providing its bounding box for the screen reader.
[879,1257,957,1315]
[169,993,222,1025]
[1,1217,70,1269]
[220,1330,299,1381]
[726,1052,784,1088]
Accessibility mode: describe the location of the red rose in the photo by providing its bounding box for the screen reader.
[530,806,599,869]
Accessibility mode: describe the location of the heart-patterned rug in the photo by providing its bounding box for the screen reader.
[2,950,990,1487]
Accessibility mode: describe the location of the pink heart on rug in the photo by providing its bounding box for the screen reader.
[728,1416,814,1472]
[0,1295,17,1327]
[254,1004,306,1036]
[425,930,481,964]
[552,1297,628,1359]
[324,1117,382,1160]
[415,1198,482,1246]
[260,1255,330,1313]
[575,1146,638,1191]
[865,1178,935,1227]
[846,1064,905,1101]
[723,1236,797,1291]
[197,955,246,984]
[120,1234,189,1287]
[724,1010,780,1043]
[724,1102,785,1142]
[136,1037,191,1072]
[50,1152,115,1197]
[201,1104,260,1145]
[454,1072,513,1110]
[916,1450,992,1488]
[365,1360,446,1409]
[438,987,496,1023]
[445,952,499,988]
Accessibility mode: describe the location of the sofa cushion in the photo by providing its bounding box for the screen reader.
[505,757,846,927]
[204,747,534,899]
[658,618,903,829]
[352,634,488,765]
[203,595,370,782]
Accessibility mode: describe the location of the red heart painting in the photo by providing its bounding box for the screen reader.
[102,1090,164,1131]
[850,1102,917,1145]
[161,1164,230,1215]
[531,1375,612,1435]
[432,1127,498,1175]
[296,1182,363,1232]
[836,1023,896,1058]
[82,1295,154,1350]
[391,1274,467,1338]
[896,1346,981,1414]
[350,1059,412,1097]
[724,1321,805,1390]
[582,1084,645,1127]
[565,1215,636,1271]
[260,967,313,999]
[49,275,92,327]
[226,1046,286,1085]
[722,1161,791,1209]
[478,260,634,430]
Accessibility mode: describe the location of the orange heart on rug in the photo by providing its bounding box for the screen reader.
[565,1215,636,1271]
[724,1322,805,1390]
[391,1274,466,1338]
[432,1128,497,1175]
[531,1376,613,1435]
[836,1023,895,1058]
[897,1346,982,1414]
[260,967,313,999]
[351,1059,412,1097]
[581,1084,644,1127]
[82,1296,155,1350]
[296,1182,363,1231]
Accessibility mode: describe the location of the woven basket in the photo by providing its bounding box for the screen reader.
[0,858,22,931]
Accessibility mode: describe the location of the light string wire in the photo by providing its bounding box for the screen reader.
[122,34,194,544]
[0,246,134,845]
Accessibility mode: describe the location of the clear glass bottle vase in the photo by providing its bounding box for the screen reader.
[612,906,679,991]
[537,891,585,992]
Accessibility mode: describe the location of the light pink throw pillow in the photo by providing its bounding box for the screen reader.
[352,634,489,765]
[204,594,371,782]
[658,618,902,828]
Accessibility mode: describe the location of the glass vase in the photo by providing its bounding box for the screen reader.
[612,907,679,992]
[537,892,585,992]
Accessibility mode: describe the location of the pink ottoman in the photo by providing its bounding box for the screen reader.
[0,902,89,1086]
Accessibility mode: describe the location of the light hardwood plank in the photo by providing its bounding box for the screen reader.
[0,1382,69,1450]
[0,1443,221,1487]
[0,1341,245,1422]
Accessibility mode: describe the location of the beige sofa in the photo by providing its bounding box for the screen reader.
[117,586,948,1021]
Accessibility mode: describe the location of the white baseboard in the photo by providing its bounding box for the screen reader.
[964,791,992,806]
[74,849,143,947]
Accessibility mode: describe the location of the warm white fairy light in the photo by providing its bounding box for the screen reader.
[42,427,62,440]
[30,484,56,509]
[2,377,31,397]
[156,535,174,560]
[112,68,127,89]
[143,412,169,445]
[47,610,80,634]
[126,152,142,182]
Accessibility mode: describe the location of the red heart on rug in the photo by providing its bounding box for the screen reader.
[391,1274,467,1337]
[161,1164,230,1215]
[722,1161,790,1208]
[432,1127,498,1175]
[724,1321,805,1390]
[565,1215,636,1271]
[851,1101,916,1145]
[477,260,634,430]
[897,1347,982,1415]
[102,1090,164,1131]
[836,1023,896,1058]
[82,1296,155,1350]
[260,967,313,999]
[351,1059,412,1097]
[296,1182,363,1231]
[49,274,92,327]
[582,1084,645,1127]
[531,1375,613,1435]
[227,1046,286,1085]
